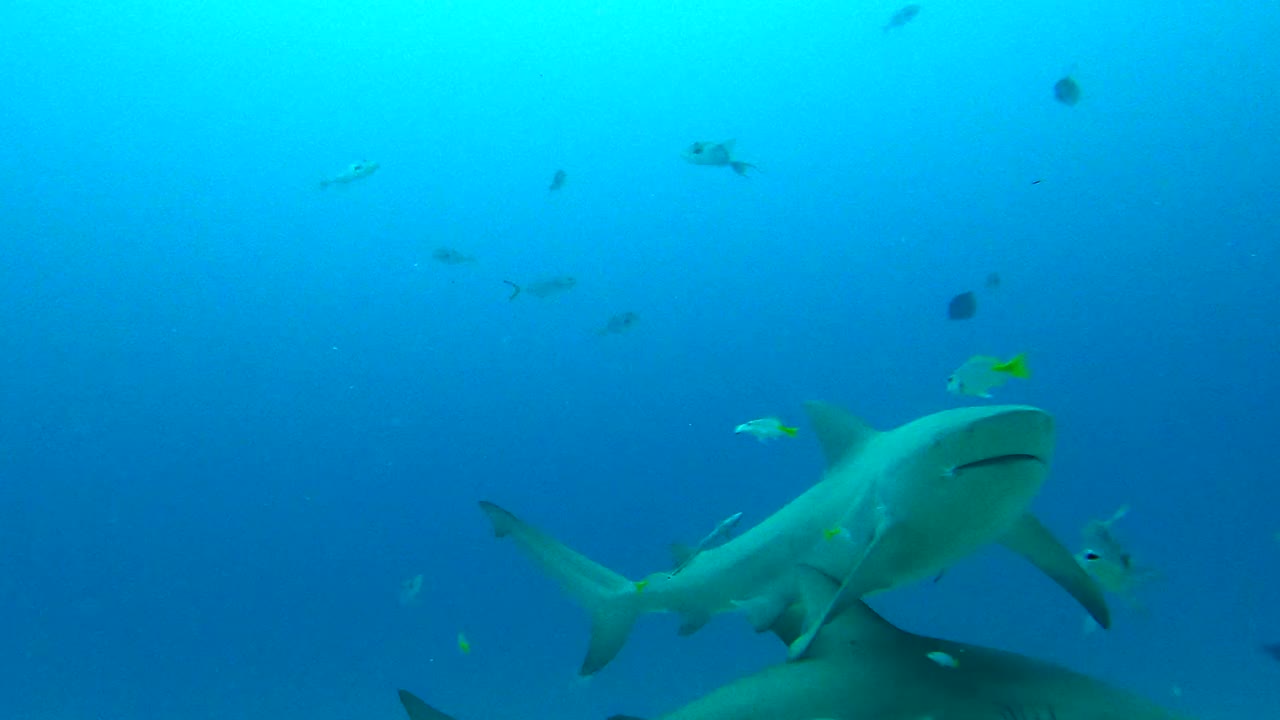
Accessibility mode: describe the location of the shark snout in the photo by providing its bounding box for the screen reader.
[954,406,1056,467]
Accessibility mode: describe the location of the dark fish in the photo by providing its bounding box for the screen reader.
[883,4,921,31]
[549,169,567,191]
[985,272,1001,290]
[1264,643,1280,662]
[431,247,475,265]
[598,311,640,335]
[1054,76,1081,106]
[948,291,977,320]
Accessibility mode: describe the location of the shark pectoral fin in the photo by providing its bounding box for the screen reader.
[802,401,881,470]
[478,501,642,675]
[398,690,458,720]
[1001,513,1112,630]
[677,609,712,636]
[734,593,791,632]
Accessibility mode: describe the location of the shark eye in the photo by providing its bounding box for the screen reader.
[1083,551,1101,561]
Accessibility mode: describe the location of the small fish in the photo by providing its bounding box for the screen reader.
[883,4,921,32]
[549,169,567,191]
[634,580,650,593]
[320,160,379,189]
[503,276,577,301]
[1054,75,1081,106]
[946,353,1030,399]
[597,311,640,335]
[947,291,977,320]
[432,247,475,265]
[457,632,471,655]
[669,511,745,577]
[399,574,424,606]
[734,417,799,442]
[925,651,959,668]
[682,140,757,176]
[1075,506,1157,607]
[984,272,1001,290]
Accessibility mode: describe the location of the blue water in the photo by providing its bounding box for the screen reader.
[1,1,1277,718]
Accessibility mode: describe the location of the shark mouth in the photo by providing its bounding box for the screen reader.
[952,454,1044,473]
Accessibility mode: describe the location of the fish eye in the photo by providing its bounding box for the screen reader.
[1084,552,1101,561]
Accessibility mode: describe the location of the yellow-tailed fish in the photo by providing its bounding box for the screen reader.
[457,632,471,654]
[734,417,799,443]
[947,353,1030,399]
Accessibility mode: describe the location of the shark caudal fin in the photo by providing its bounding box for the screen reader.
[479,501,641,675]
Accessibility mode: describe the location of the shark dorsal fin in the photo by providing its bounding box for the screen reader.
[785,565,903,657]
[803,401,880,469]
[670,542,695,567]
[398,690,458,720]
[766,566,900,654]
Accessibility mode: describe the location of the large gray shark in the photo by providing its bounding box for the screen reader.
[479,401,1109,675]
[396,579,1188,720]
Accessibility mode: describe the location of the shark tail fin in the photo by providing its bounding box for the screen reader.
[397,690,458,720]
[479,501,641,675]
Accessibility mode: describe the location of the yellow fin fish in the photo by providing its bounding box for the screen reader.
[734,417,799,442]
[457,632,471,655]
[947,353,1031,398]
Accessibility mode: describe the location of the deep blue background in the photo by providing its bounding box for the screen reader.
[1,1,1277,718]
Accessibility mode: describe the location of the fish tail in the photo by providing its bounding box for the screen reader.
[479,501,642,676]
[780,425,798,437]
[993,353,1031,379]
[730,161,757,177]
[502,281,521,301]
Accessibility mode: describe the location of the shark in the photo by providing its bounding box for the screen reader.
[395,576,1189,720]
[479,401,1109,675]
